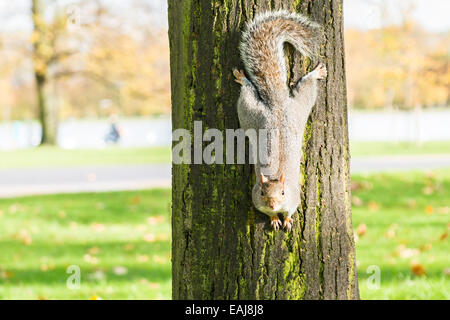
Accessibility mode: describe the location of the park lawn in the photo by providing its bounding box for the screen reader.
[0,189,171,300]
[0,170,448,300]
[350,141,450,157]
[352,169,450,299]
[0,146,171,169]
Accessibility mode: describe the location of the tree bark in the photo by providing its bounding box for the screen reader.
[169,0,359,300]
[32,0,58,146]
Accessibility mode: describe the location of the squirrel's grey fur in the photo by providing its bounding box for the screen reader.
[234,11,327,230]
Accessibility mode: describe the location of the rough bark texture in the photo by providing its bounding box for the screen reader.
[169,0,359,300]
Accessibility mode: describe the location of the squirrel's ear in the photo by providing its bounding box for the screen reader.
[260,173,268,184]
[280,173,285,185]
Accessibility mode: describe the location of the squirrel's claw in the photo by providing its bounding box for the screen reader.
[283,217,293,231]
[233,68,246,85]
[270,216,282,231]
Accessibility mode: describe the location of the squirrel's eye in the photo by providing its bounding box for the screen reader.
[282,190,285,195]
[261,191,264,196]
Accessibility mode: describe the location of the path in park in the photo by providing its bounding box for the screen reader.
[0,155,449,198]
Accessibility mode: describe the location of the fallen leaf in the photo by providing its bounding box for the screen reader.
[419,243,432,252]
[352,196,363,207]
[425,205,434,215]
[1,271,14,279]
[89,270,106,281]
[136,254,149,263]
[84,254,99,265]
[407,199,417,209]
[437,207,450,215]
[91,223,105,232]
[422,186,434,195]
[368,201,379,212]
[396,244,420,259]
[385,224,398,239]
[356,224,367,236]
[147,216,165,225]
[124,244,134,251]
[131,196,141,205]
[113,266,128,276]
[88,247,100,255]
[439,232,448,241]
[410,260,426,276]
[144,233,156,243]
[89,295,102,300]
[149,283,161,289]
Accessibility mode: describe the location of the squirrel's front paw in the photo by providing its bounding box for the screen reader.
[270,216,282,231]
[233,68,246,85]
[283,217,293,231]
[314,63,327,80]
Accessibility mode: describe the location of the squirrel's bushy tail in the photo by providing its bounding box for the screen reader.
[240,11,322,102]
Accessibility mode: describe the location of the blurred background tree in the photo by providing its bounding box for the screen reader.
[0,0,171,145]
[346,0,450,110]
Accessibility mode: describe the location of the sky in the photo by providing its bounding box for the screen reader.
[0,0,449,33]
[344,0,450,32]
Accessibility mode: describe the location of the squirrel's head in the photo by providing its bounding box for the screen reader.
[256,173,286,212]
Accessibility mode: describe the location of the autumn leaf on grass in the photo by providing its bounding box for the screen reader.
[437,207,450,215]
[84,254,99,265]
[131,196,141,205]
[0,270,14,279]
[410,260,426,276]
[15,229,32,245]
[144,233,156,243]
[136,254,149,263]
[90,295,103,300]
[407,199,417,209]
[147,216,165,225]
[91,223,105,232]
[385,224,398,239]
[356,224,367,237]
[368,201,380,212]
[123,244,134,251]
[149,283,161,289]
[422,186,434,195]
[113,266,128,276]
[88,270,106,281]
[425,205,434,215]
[439,232,448,241]
[88,247,100,255]
[395,244,420,259]
[419,243,432,252]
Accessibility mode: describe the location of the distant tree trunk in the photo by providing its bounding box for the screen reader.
[169,0,359,300]
[32,0,58,145]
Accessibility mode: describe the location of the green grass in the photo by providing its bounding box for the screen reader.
[0,146,171,169]
[351,141,450,157]
[0,189,171,300]
[352,169,450,299]
[0,170,448,300]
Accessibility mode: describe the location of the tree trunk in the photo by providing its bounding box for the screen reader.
[169,0,359,300]
[32,0,58,146]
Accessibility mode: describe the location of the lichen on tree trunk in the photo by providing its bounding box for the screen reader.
[169,0,359,300]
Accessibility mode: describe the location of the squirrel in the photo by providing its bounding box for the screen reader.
[233,11,327,231]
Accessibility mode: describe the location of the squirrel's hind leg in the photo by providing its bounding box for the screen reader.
[293,63,327,118]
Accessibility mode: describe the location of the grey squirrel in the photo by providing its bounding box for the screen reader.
[234,11,327,231]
